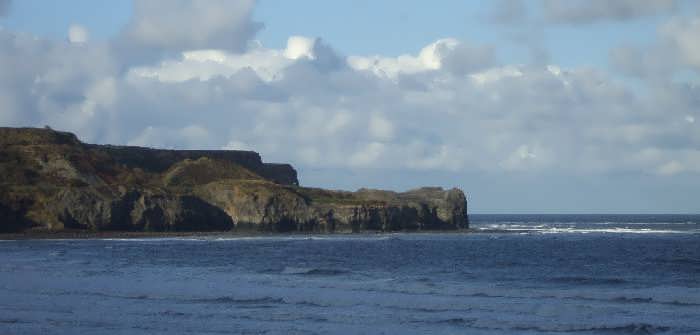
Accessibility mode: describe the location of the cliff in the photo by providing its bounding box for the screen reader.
[0,127,468,233]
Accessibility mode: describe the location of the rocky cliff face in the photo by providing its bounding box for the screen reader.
[0,127,468,233]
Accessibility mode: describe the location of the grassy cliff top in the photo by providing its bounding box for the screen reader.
[0,127,81,146]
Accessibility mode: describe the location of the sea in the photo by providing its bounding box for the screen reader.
[1,214,699,334]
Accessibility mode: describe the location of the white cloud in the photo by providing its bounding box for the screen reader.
[350,142,385,167]
[181,124,210,145]
[405,143,462,171]
[348,38,492,78]
[67,24,89,44]
[128,126,159,147]
[128,47,291,82]
[127,125,212,149]
[470,65,524,85]
[609,45,674,79]
[368,114,394,140]
[501,144,549,171]
[609,15,700,78]
[298,146,321,164]
[657,160,684,175]
[119,0,261,61]
[325,111,351,134]
[284,36,316,60]
[127,36,339,83]
[1,2,700,188]
[662,16,700,70]
[222,140,250,151]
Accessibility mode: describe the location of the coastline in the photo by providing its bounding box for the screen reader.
[0,229,475,240]
[1,127,468,234]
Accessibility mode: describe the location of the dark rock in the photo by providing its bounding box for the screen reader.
[130,194,233,232]
[0,200,37,233]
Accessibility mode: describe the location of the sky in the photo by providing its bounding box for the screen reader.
[0,0,699,213]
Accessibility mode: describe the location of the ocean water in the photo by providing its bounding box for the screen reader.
[1,215,699,334]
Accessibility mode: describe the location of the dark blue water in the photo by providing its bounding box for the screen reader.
[1,215,699,334]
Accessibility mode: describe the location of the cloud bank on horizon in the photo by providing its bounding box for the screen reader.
[0,0,699,211]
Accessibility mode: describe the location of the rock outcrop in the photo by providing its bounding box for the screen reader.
[0,127,468,233]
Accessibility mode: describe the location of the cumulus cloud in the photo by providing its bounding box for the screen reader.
[284,36,316,60]
[610,15,700,78]
[68,24,89,44]
[127,36,342,83]
[127,124,213,149]
[368,114,394,140]
[661,16,700,69]
[1,0,700,196]
[120,42,698,177]
[347,38,493,78]
[657,160,684,175]
[116,0,261,65]
[0,28,117,140]
[609,46,674,79]
[500,144,552,171]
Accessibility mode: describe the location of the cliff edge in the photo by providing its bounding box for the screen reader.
[0,127,468,233]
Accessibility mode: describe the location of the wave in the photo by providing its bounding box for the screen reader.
[548,276,628,285]
[44,290,153,301]
[644,257,700,266]
[576,323,672,334]
[473,221,699,226]
[157,310,190,317]
[39,288,335,309]
[280,266,349,276]
[415,317,476,326]
[437,290,700,308]
[408,317,673,334]
[190,296,331,309]
[473,223,699,234]
[612,296,653,303]
[453,291,697,307]
[593,296,699,307]
[506,323,671,334]
[594,296,700,307]
[389,306,459,313]
[0,318,30,324]
[194,296,285,305]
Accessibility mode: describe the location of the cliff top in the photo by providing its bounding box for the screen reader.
[0,127,81,146]
[0,127,299,186]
